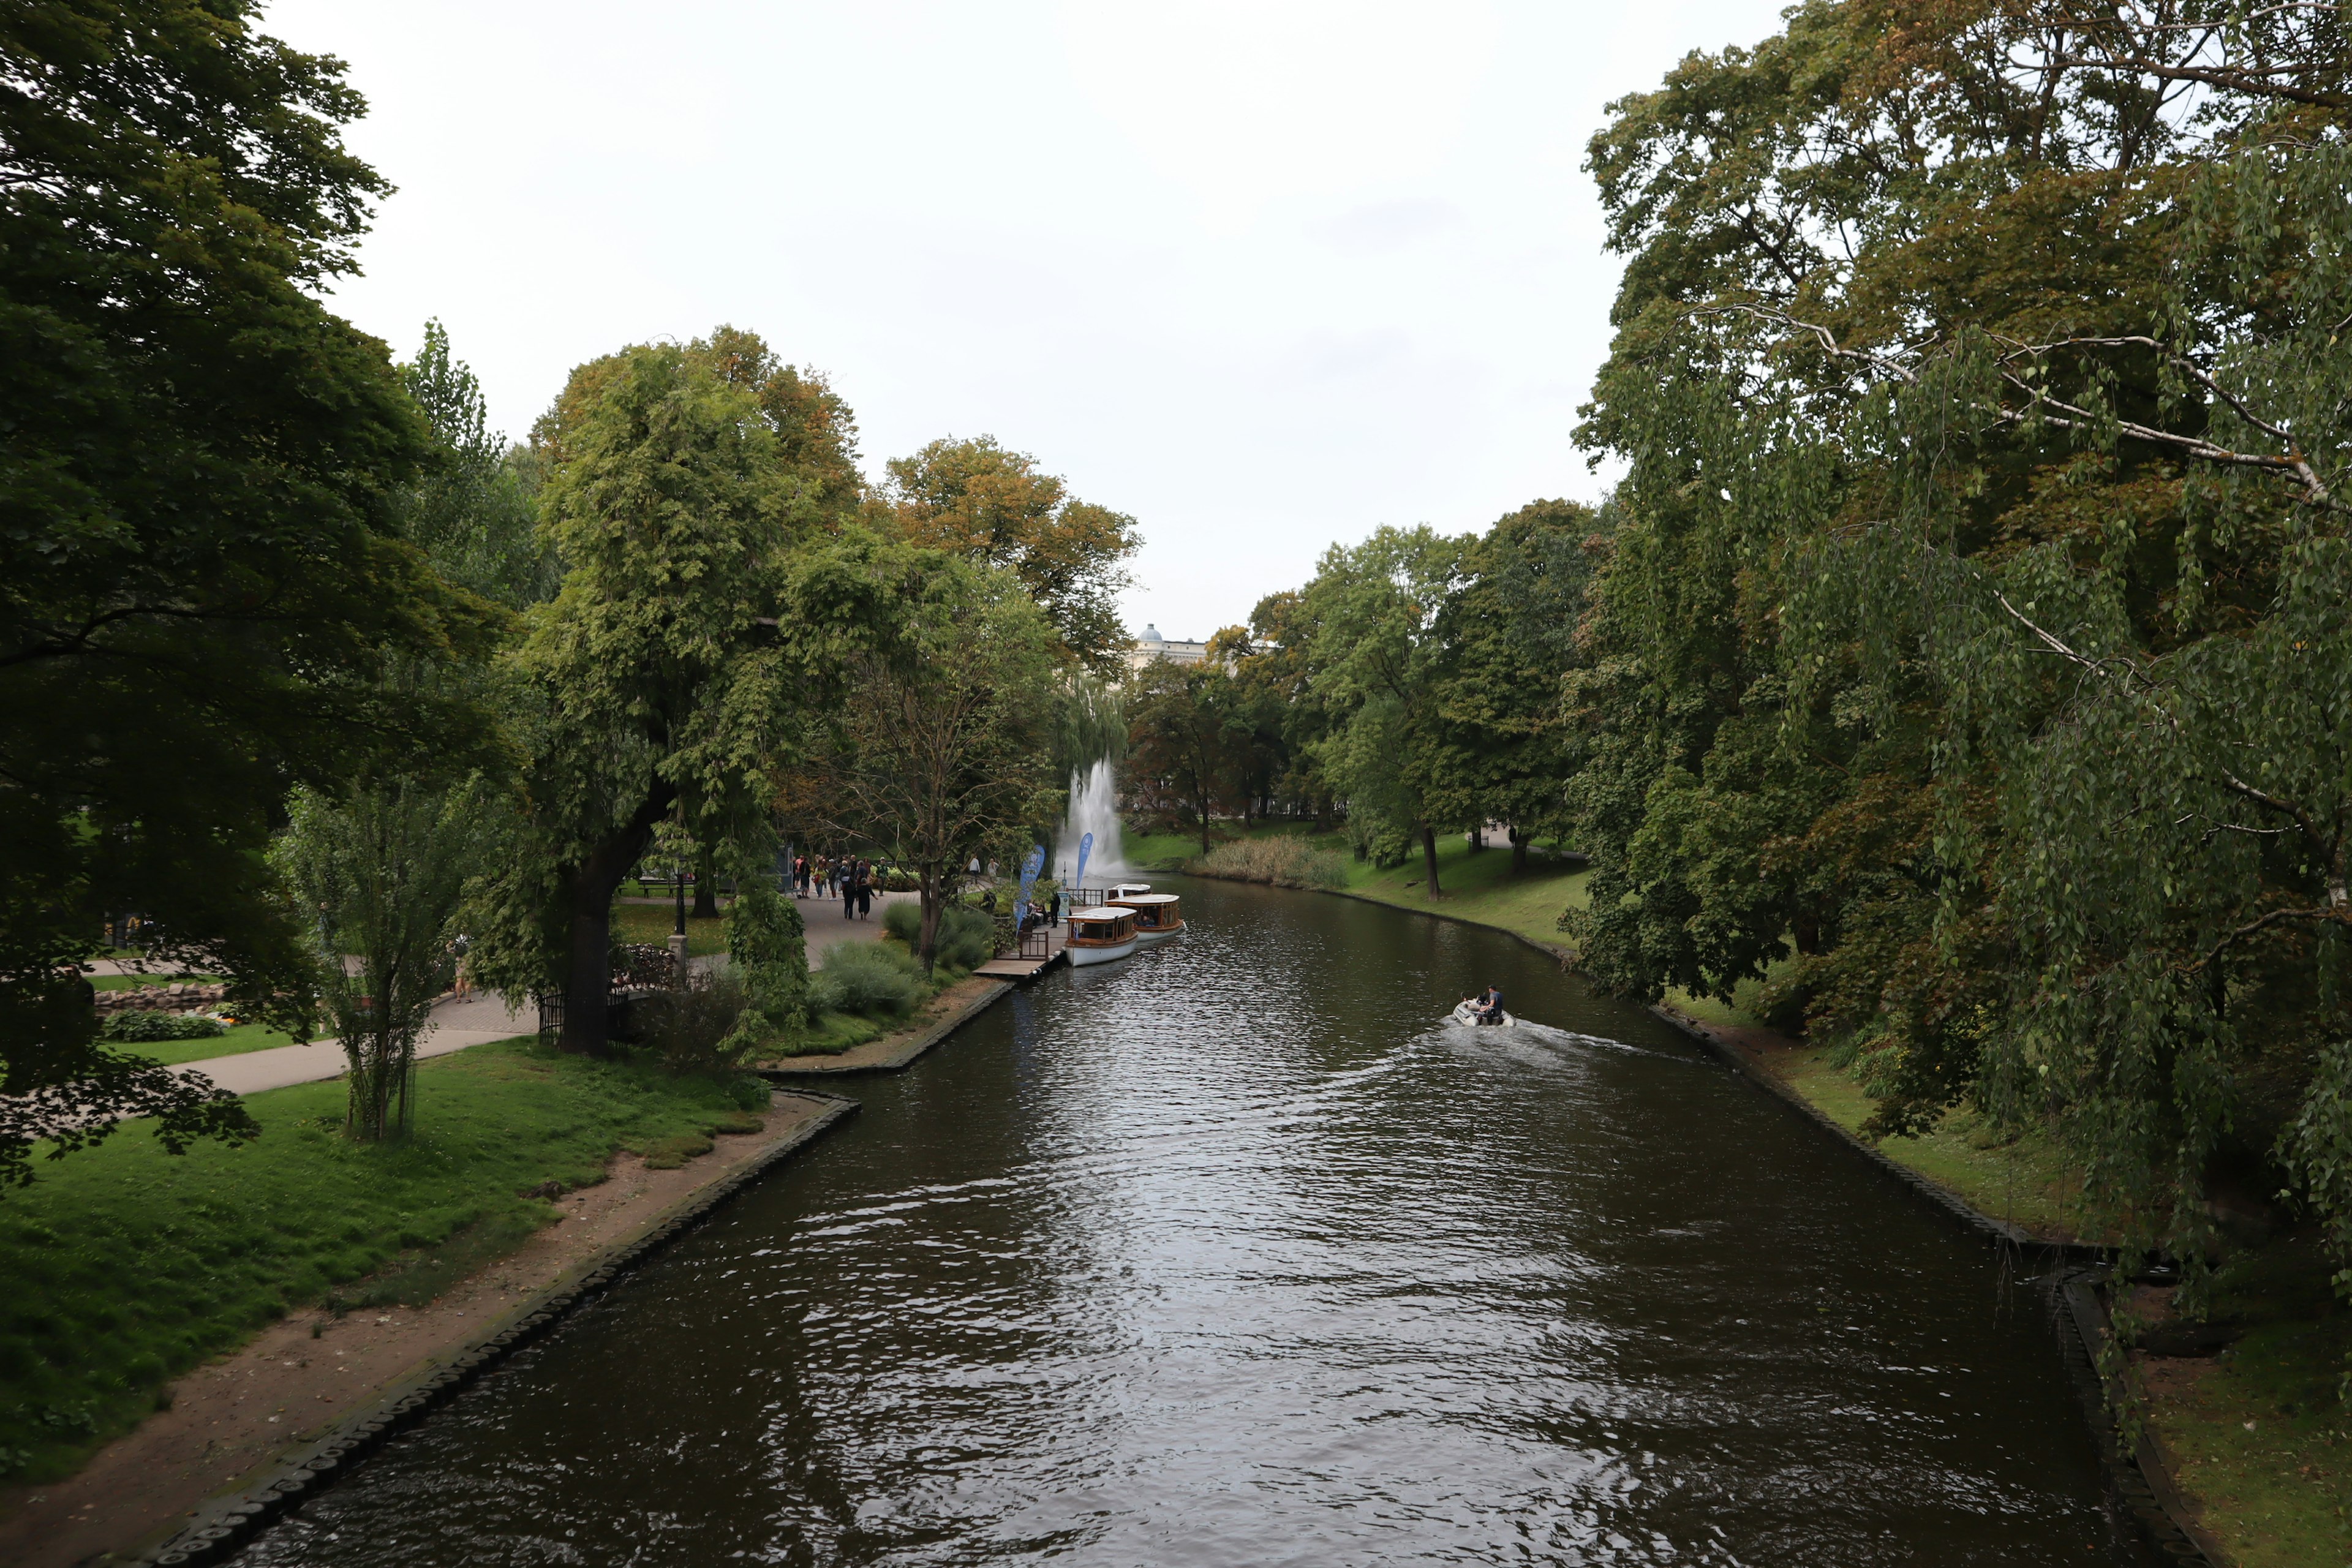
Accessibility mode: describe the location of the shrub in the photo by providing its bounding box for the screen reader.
[809,941,924,1017]
[881,901,995,972]
[1191,835,1348,889]
[724,879,810,1028]
[643,969,751,1074]
[100,1011,225,1043]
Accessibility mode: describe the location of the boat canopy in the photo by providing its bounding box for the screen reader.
[1109,892,1179,905]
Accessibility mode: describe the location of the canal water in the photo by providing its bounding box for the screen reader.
[238,877,2125,1566]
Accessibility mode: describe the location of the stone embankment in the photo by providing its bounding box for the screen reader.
[93,981,229,1016]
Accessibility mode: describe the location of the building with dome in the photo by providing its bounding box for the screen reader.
[1123,623,1210,676]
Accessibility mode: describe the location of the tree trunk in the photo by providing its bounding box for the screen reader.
[1422,823,1441,899]
[918,861,942,976]
[1510,827,1529,876]
[558,786,673,1055]
[692,846,720,919]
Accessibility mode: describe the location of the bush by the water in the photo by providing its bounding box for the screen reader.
[881,901,996,971]
[643,969,753,1073]
[809,940,925,1017]
[1192,836,1348,889]
[100,1010,225,1043]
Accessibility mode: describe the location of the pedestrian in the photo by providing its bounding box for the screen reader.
[842,861,857,921]
[856,859,874,921]
[1048,887,1061,927]
[450,934,472,998]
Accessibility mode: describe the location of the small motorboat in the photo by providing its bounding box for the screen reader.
[1106,890,1184,942]
[1065,905,1139,967]
[1450,1000,1517,1028]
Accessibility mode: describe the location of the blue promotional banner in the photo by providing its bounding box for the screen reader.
[1074,831,1093,891]
[1016,844,1045,915]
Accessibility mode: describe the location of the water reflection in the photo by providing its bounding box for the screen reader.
[238,878,2122,1566]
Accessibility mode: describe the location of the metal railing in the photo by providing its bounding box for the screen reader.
[1018,923,1050,959]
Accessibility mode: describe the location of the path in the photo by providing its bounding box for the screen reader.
[170,992,530,1096]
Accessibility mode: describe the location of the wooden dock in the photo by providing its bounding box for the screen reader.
[974,922,1069,981]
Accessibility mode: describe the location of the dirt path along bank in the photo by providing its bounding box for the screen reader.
[0,1091,842,1568]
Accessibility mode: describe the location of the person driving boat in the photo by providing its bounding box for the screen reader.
[1469,985,1503,1025]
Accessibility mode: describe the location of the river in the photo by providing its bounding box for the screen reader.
[236,876,2127,1566]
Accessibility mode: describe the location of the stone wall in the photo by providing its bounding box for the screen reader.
[94,981,228,1015]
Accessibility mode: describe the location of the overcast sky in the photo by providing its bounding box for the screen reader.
[266,0,1787,640]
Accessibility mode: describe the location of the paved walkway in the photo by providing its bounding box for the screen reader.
[170,992,530,1096]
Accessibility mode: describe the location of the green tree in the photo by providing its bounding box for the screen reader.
[1126,658,1242,856]
[1301,527,1466,896]
[272,776,485,1139]
[884,435,1140,673]
[401,321,559,609]
[1425,500,1602,872]
[0,0,501,1183]
[464,333,885,1053]
[801,555,1061,973]
[1573,0,2352,1269]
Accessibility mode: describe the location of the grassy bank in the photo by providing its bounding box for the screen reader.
[0,1037,765,1483]
[2141,1242,2352,1567]
[1127,820,1593,948]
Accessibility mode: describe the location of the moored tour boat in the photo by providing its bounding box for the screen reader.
[1065,906,1139,966]
[1106,891,1184,942]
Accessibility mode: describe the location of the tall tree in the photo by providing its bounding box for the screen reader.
[1425,500,1602,872]
[0,0,500,1184]
[1126,658,1242,856]
[463,333,884,1054]
[1302,527,1466,897]
[802,554,1061,972]
[884,435,1140,673]
[1572,0,2352,1266]
[401,320,559,609]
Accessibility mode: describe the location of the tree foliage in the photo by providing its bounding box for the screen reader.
[793,554,1061,973]
[883,435,1140,674]
[0,0,500,1182]
[464,332,888,1052]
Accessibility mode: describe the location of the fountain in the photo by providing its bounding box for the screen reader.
[1057,758,1127,888]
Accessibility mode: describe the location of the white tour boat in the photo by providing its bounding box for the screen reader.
[1106,890,1185,942]
[1065,905,1139,966]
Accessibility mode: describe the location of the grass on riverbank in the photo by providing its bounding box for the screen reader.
[2139,1240,2352,1567]
[0,1038,765,1484]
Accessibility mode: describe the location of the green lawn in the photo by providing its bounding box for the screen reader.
[113,1020,306,1068]
[611,902,728,954]
[1133,818,1590,949]
[0,1038,766,1483]
[2146,1238,2352,1567]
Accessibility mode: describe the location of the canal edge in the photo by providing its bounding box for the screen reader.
[132,1090,861,1568]
[755,974,1017,1078]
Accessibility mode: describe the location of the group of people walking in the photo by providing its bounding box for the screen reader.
[793,853,876,921]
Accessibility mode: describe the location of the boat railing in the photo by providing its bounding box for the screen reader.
[1067,886,1112,908]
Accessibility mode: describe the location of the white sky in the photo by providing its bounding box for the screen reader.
[265,0,1789,640]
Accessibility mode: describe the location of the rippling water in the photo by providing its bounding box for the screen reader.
[237,878,2125,1566]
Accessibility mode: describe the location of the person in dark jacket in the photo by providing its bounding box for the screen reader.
[855,860,874,920]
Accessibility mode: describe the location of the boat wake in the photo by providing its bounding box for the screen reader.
[1446,1015,1714,1069]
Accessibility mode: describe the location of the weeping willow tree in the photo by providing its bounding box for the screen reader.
[1571,0,2352,1283]
[274,782,486,1140]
